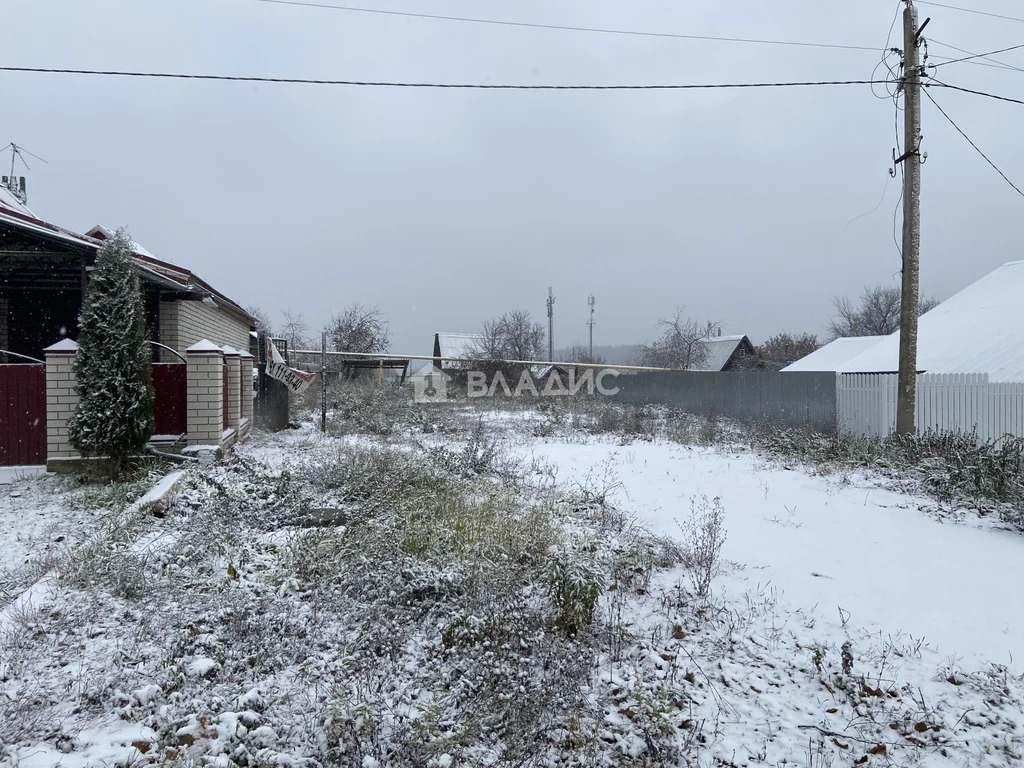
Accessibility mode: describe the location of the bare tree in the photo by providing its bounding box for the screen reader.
[467,309,546,379]
[637,309,720,369]
[756,333,821,371]
[327,303,390,354]
[828,286,939,340]
[280,308,310,351]
[563,344,606,365]
[470,309,546,361]
[246,304,274,337]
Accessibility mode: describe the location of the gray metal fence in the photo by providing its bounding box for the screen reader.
[610,371,837,431]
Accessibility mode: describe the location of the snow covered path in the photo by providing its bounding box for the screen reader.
[518,439,1024,669]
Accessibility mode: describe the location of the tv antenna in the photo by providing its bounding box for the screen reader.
[1,143,47,205]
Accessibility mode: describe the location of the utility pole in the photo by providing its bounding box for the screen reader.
[547,287,555,361]
[320,330,327,433]
[587,295,596,360]
[895,0,926,436]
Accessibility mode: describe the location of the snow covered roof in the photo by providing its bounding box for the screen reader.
[0,185,34,218]
[838,261,1024,382]
[781,336,886,373]
[187,340,225,354]
[43,339,79,354]
[0,204,98,251]
[0,207,254,326]
[85,225,159,261]
[434,333,483,362]
[691,334,753,372]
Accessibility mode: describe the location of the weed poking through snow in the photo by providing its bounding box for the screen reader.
[677,495,727,599]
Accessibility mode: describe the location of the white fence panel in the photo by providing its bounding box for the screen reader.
[837,372,1024,443]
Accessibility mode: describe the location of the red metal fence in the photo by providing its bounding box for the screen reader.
[152,363,187,437]
[0,364,46,466]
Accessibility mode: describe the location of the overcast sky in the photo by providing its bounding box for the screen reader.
[5,0,1022,354]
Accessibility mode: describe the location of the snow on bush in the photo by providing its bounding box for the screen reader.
[68,228,155,478]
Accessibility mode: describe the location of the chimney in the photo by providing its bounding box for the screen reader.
[19,177,26,198]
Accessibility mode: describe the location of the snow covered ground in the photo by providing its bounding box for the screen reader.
[2,409,1023,767]
[515,439,1024,669]
[1,475,111,595]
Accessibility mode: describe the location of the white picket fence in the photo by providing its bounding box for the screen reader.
[837,373,1024,443]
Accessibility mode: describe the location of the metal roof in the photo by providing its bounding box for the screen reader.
[781,336,887,373]
[434,332,483,361]
[692,334,752,372]
[838,261,1024,382]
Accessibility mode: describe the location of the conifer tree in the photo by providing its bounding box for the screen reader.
[69,229,154,477]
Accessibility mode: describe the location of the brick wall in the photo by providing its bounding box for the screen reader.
[158,301,178,361]
[159,300,251,360]
[186,344,225,447]
[45,342,80,462]
[240,353,254,429]
[160,301,254,360]
[0,295,8,351]
[157,299,251,362]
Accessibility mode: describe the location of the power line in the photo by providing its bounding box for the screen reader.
[928,78,1024,105]
[0,67,893,90]
[916,1,1024,25]
[255,0,1016,72]
[929,37,1024,71]
[931,41,1024,69]
[256,0,882,52]
[923,87,1024,198]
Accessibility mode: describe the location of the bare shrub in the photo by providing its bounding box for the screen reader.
[300,444,450,511]
[326,382,413,436]
[754,427,1024,527]
[698,406,721,446]
[677,495,727,598]
[426,419,504,477]
[594,404,623,434]
[326,303,390,354]
[0,605,56,746]
[61,463,164,512]
[665,410,699,444]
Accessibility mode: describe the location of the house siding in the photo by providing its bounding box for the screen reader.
[159,300,251,360]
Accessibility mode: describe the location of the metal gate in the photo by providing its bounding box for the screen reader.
[0,363,47,466]
[255,334,290,430]
[152,362,187,437]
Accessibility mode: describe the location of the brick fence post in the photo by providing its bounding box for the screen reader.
[44,339,80,467]
[222,346,242,437]
[186,340,224,448]
[239,351,254,435]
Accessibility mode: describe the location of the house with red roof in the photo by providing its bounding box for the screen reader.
[0,178,258,467]
[0,185,254,362]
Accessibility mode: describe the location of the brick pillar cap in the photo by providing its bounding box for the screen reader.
[239,351,254,359]
[221,345,242,357]
[44,339,79,354]
[187,340,224,355]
